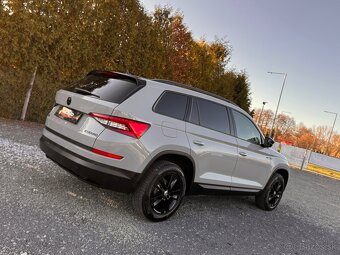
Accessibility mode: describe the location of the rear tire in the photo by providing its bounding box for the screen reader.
[255,173,285,211]
[132,160,186,221]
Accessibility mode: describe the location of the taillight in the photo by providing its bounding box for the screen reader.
[89,113,150,138]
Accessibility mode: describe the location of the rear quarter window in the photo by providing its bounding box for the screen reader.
[66,75,138,104]
[154,91,188,120]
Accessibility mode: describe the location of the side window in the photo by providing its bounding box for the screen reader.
[154,91,188,120]
[232,109,262,145]
[196,98,230,134]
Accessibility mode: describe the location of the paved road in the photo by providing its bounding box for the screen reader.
[0,118,339,255]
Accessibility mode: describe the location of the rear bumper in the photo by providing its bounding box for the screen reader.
[40,136,140,193]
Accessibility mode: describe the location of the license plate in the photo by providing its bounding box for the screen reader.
[55,106,82,124]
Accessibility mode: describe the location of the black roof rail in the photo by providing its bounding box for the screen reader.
[87,70,146,86]
[153,79,237,106]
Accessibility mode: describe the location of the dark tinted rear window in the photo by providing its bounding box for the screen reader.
[154,91,188,120]
[196,98,230,134]
[67,75,138,104]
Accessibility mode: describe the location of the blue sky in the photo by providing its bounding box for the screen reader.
[140,0,340,133]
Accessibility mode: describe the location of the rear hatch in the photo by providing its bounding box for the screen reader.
[45,71,144,148]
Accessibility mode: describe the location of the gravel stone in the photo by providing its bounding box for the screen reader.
[0,119,339,255]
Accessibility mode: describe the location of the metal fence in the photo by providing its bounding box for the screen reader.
[309,152,340,172]
[272,143,340,172]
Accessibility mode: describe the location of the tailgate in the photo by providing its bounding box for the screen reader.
[44,71,143,149]
[45,90,118,148]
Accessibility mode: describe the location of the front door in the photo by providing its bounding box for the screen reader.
[230,109,272,191]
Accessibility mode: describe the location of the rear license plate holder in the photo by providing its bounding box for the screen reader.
[55,106,83,124]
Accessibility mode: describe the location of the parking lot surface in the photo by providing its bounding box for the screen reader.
[0,118,339,255]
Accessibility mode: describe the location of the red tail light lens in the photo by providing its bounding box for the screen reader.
[89,113,150,138]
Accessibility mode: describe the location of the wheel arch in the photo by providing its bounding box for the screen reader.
[271,168,289,189]
[138,150,196,194]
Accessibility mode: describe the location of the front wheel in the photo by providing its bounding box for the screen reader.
[255,173,285,211]
[132,160,186,221]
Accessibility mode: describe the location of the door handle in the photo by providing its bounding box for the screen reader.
[239,151,247,157]
[193,140,204,146]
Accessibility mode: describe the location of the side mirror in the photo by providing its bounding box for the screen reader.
[263,136,275,148]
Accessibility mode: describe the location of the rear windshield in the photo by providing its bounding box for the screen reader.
[66,75,139,104]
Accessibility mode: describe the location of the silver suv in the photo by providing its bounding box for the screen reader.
[40,70,290,221]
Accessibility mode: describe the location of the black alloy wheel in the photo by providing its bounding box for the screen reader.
[267,179,284,209]
[150,172,184,215]
[255,173,285,211]
[133,160,186,221]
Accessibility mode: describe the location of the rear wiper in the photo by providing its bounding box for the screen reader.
[74,88,100,98]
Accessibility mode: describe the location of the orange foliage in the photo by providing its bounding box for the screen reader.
[253,108,339,158]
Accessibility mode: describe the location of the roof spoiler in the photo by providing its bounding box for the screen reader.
[87,70,146,86]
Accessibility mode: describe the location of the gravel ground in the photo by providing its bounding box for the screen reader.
[0,118,339,255]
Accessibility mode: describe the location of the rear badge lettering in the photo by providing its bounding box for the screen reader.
[84,130,99,137]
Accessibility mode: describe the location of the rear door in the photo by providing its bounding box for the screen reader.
[186,97,238,189]
[45,72,141,148]
[230,109,272,191]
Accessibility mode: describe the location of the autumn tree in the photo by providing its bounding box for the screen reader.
[330,134,340,157]
[253,108,274,135]
[169,14,193,82]
[295,124,314,149]
[253,108,339,158]
[0,1,252,122]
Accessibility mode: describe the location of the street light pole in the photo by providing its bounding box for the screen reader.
[324,110,338,155]
[257,101,268,125]
[268,72,287,140]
